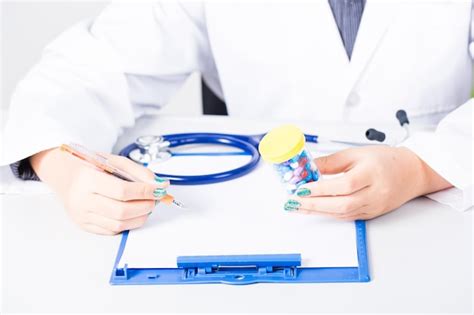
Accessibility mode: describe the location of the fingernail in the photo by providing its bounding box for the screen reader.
[155,176,167,183]
[296,187,311,197]
[284,199,301,211]
[153,188,167,198]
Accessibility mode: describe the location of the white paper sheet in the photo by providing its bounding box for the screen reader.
[118,153,359,268]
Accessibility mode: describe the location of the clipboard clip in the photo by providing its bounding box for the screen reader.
[177,254,301,285]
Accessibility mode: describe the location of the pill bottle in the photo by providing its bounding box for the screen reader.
[258,125,320,194]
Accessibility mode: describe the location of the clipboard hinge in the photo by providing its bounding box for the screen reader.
[177,254,301,285]
[114,264,128,280]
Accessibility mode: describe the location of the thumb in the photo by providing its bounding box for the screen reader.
[315,150,354,174]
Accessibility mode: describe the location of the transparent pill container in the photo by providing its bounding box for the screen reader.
[259,125,320,194]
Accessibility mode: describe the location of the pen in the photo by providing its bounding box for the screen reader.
[60,143,184,208]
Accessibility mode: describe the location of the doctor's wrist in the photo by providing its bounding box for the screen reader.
[398,147,453,197]
[29,148,59,182]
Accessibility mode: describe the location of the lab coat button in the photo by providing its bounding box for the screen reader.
[346,92,360,107]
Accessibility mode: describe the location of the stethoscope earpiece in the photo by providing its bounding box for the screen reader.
[396,110,409,126]
[365,109,410,144]
[365,128,386,142]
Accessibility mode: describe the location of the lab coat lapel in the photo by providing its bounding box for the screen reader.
[287,1,350,120]
[290,1,399,121]
[346,1,399,96]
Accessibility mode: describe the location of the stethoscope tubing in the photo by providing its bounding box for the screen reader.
[120,133,266,185]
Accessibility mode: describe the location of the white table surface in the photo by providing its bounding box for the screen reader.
[1,116,472,313]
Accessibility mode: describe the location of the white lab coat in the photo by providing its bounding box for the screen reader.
[2,0,473,210]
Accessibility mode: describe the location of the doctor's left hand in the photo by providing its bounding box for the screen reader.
[286,146,452,220]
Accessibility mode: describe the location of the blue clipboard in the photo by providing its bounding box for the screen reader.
[110,220,370,285]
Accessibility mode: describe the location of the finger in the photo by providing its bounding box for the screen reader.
[315,149,356,174]
[88,170,167,201]
[85,212,149,234]
[81,223,118,235]
[285,188,369,215]
[89,193,156,220]
[105,154,169,187]
[296,167,369,197]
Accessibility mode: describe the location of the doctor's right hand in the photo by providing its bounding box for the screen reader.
[30,148,169,235]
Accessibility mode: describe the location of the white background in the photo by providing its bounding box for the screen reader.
[0,1,202,124]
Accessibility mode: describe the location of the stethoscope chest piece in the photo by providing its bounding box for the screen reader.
[129,135,172,164]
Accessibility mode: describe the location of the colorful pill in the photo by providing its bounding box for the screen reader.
[290,162,299,169]
[278,166,291,174]
[290,156,300,163]
[289,176,301,184]
[294,166,304,176]
[301,169,308,179]
[283,171,293,182]
[299,157,308,166]
[282,160,291,166]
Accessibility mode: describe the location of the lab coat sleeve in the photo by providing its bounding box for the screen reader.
[1,2,212,167]
[400,4,474,211]
[400,102,473,211]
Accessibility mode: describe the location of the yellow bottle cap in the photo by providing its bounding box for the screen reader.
[258,124,305,164]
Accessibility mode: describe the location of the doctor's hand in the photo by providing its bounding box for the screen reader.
[30,148,169,235]
[286,146,452,220]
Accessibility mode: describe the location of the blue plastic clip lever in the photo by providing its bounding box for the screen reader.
[177,254,302,285]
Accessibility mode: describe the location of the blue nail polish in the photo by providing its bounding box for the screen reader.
[153,188,166,198]
[284,199,301,211]
[296,188,311,197]
[155,176,167,183]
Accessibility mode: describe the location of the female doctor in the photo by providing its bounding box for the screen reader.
[3,1,473,235]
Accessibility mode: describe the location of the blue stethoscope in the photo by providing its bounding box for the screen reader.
[119,111,410,185]
[119,133,295,185]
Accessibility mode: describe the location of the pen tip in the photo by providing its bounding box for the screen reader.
[172,200,185,208]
